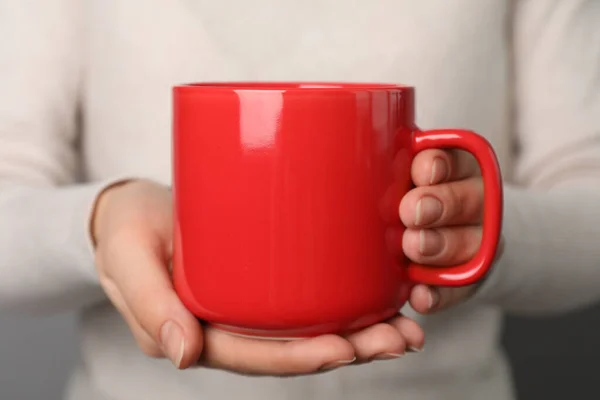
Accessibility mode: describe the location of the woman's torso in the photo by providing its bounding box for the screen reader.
[72,1,517,399]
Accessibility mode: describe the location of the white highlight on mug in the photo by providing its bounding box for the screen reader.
[236,90,283,149]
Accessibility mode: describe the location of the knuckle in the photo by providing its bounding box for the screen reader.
[439,184,463,220]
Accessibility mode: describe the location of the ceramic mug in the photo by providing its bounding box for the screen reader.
[172,82,502,339]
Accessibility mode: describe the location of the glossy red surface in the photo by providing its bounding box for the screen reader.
[172,82,502,338]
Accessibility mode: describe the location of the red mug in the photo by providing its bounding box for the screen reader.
[172,82,502,339]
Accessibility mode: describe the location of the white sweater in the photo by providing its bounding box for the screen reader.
[1,1,599,399]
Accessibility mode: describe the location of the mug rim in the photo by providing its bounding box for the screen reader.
[173,81,412,93]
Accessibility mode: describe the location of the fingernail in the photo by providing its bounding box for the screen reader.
[407,346,424,353]
[430,157,447,184]
[160,321,185,368]
[415,197,443,226]
[320,357,356,371]
[372,352,404,361]
[419,229,444,256]
[428,289,440,310]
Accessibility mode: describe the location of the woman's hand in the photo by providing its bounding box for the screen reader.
[91,179,425,375]
[400,149,503,314]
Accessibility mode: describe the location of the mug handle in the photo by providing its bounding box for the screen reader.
[407,129,503,287]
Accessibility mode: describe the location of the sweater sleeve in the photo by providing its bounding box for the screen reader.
[0,1,116,313]
[473,0,600,315]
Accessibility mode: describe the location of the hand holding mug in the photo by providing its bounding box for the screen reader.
[402,149,505,313]
[92,179,425,375]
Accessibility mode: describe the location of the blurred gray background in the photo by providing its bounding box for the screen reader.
[1,309,599,399]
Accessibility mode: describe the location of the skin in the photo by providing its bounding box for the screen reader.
[92,148,490,375]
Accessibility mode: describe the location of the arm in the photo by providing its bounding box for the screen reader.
[0,0,115,312]
[474,0,600,315]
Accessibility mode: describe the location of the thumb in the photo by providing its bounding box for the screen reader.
[108,230,203,368]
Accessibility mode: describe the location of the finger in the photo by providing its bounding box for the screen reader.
[409,284,478,314]
[402,226,482,266]
[399,177,483,228]
[345,322,407,362]
[409,284,435,314]
[387,315,425,352]
[200,327,355,376]
[99,276,163,358]
[411,149,479,186]
[103,227,203,369]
